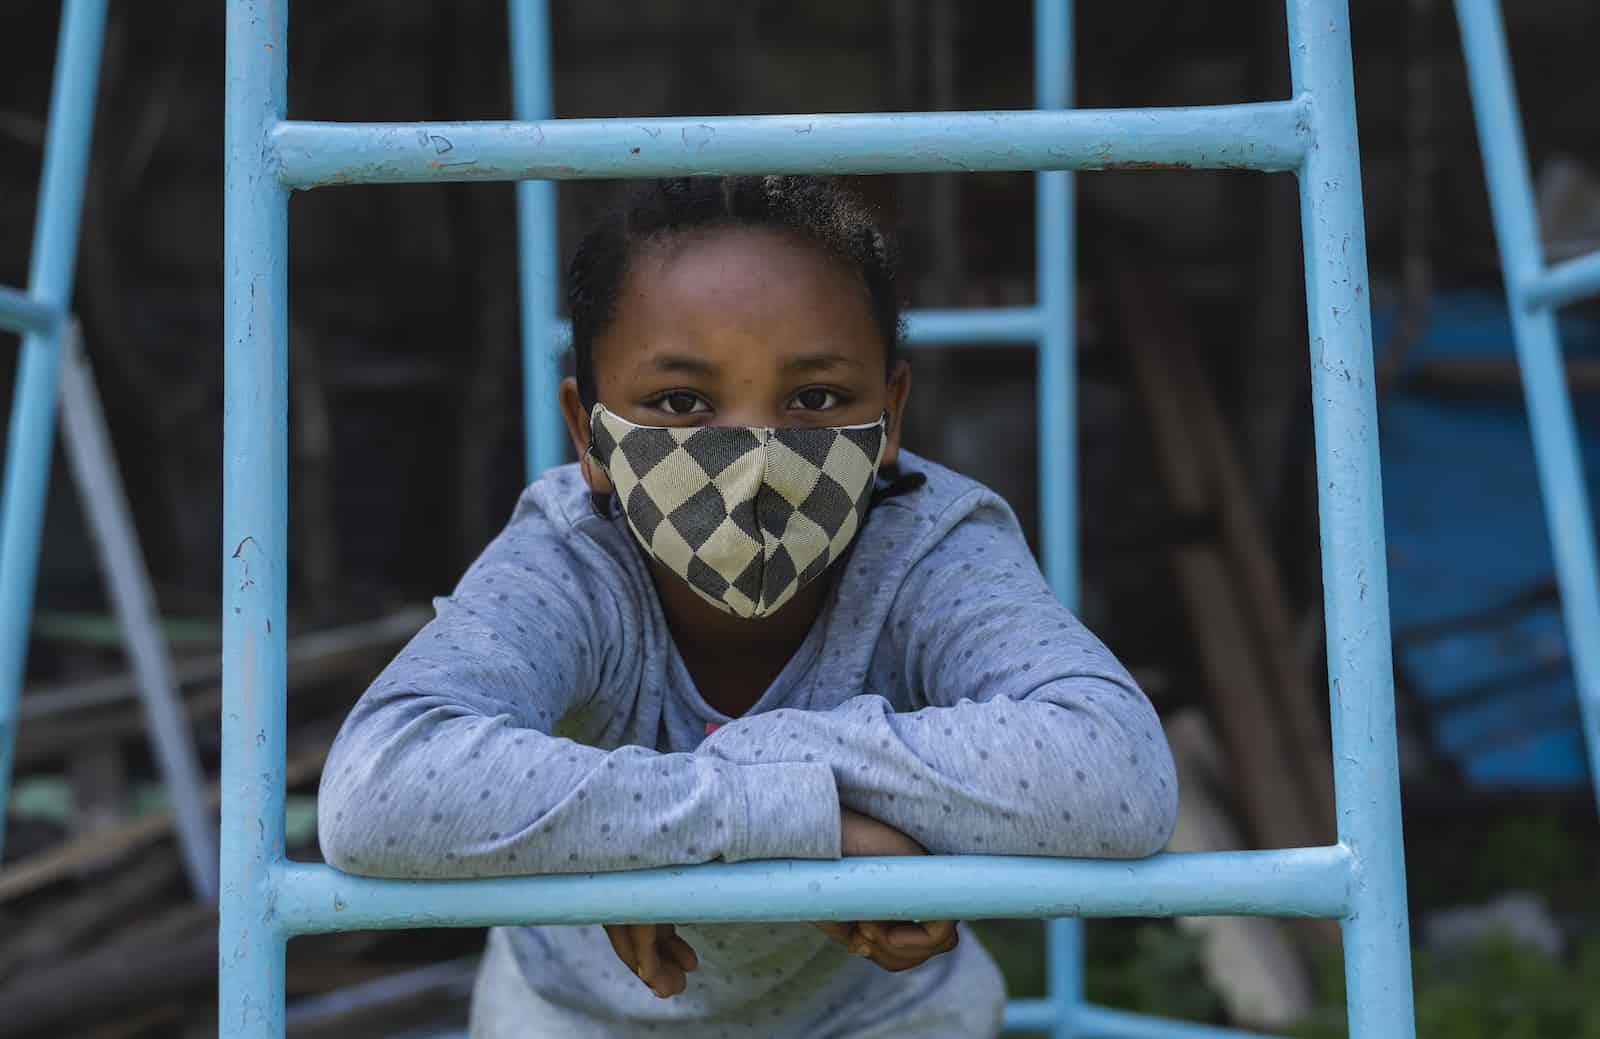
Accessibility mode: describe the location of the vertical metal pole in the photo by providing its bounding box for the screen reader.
[1035,1,1080,1036]
[0,0,107,863]
[509,0,563,483]
[1454,0,1600,810]
[58,324,219,900]
[221,0,290,1034]
[1287,1,1416,1035]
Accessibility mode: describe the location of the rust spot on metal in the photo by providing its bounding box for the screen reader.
[1099,160,1194,170]
[428,162,501,177]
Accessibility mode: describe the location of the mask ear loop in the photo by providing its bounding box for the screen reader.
[866,412,925,507]
[582,441,616,520]
[869,464,926,507]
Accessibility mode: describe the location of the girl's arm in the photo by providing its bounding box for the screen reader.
[316,496,840,879]
[697,491,1178,859]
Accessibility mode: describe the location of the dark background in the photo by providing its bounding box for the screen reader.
[4,2,1600,1036]
[4,0,1596,669]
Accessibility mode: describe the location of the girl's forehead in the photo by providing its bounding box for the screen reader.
[628,225,856,303]
[603,227,884,373]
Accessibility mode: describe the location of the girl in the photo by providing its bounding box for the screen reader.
[317,175,1178,1038]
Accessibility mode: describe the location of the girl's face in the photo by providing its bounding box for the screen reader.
[561,225,910,485]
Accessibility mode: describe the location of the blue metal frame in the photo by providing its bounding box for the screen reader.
[1453,0,1600,810]
[0,0,108,864]
[222,0,1416,1034]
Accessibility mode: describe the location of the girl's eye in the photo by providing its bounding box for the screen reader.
[792,387,839,411]
[657,392,709,415]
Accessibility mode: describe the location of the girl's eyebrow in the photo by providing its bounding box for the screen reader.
[640,353,718,376]
[638,352,862,377]
[782,352,862,374]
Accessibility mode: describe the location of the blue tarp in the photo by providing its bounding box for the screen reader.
[1375,290,1600,788]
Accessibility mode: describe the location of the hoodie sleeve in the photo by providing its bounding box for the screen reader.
[696,490,1177,859]
[316,489,840,879]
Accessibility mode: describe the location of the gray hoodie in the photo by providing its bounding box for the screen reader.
[317,450,1178,1037]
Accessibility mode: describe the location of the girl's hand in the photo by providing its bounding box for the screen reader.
[813,809,960,972]
[603,922,698,998]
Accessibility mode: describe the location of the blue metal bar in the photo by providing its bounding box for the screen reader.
[0,0,108,864]
[1073,1004,1276,1038]
[904,306,1045,345]
[1455,0,1600,811]
[1033,4,1081,1036]
[220,0,290,1035]
[0,286,62,338]
[1287,1,1416,1036]
[269,102,1312,189]
[508,0,563,482]
[268,846,1354,937]
[1005,999,1065,1034]
[1522,247,1600,312]
[224,1,1417,1035]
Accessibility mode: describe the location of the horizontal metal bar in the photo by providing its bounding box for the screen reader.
[0,286,62,337]
[1001,1000,1274,1038]
[271,101,1311,189]
[905,306,1044,344]
[546,306,1045,356]
[1002,998,1059,1032]
[284,956,478,1030]
[1522,248,1600,311]
[1075,1003,1281,1038]
[270,846,1351,937]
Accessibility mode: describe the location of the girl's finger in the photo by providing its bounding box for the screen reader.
[650,959,688,998]
[633,924,662,988]
[884,919,957,950]
[603,923,638,971]
[663,930,699,973]
[812,920,855,948]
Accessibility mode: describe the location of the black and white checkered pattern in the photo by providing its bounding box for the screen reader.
[589,404,887,618]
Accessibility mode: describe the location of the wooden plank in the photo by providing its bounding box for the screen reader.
[0,847,183,982]
[17,606,430,723]
[0,905,217,1038]
[1121,294,1210,516]
[1165,708,1322,1022]
[1412,357,1600,394]
[1166,325,1337,842]
[1170,548,1321,851]
[13,607,428,768]
[1119,268,1337,843]
[0,737,331,904]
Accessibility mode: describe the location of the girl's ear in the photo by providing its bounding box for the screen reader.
[558,376,614,495]
[881,360,913,467]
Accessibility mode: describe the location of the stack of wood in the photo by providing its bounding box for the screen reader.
[1114,261,1340,1026]
[0,607,483,1039]
[1115,263,1338,851]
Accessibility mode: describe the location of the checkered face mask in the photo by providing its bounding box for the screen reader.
[587,403,888,619]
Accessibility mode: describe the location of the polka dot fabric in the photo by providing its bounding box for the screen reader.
[318,450,1175,1038]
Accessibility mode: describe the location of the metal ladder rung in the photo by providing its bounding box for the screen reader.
[268,847,1354,938]
[269,101,1311,190]
[0,286,63,337]
[1522,248,1600,311]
